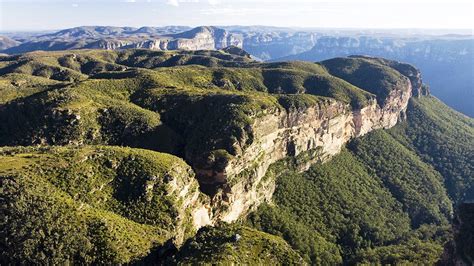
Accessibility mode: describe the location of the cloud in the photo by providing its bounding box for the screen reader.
[123,0,137,2]
[71,3,79,7]
[200,7,268,16]
[165,0,201,7]
[166,0,179,6]
[207,0,220,5]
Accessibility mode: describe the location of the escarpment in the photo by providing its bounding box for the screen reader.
[0,48,423,235]
[196,74,415,222]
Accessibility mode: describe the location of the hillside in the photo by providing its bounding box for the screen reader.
[1,48,473,264]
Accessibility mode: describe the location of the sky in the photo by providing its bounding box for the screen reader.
[0,0,473,31]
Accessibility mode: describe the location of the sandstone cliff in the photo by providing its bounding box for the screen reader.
[197,71,418,223]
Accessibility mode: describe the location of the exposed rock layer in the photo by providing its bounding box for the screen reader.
[199,75,416,223]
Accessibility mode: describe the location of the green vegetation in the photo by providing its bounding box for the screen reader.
[247,96,473,264]
[0,49,403,169]
[172,223,304,265]
[0,146,199,264]
[388,96,474,203]
[349,130,452,227]
[0,73,65,104]
[321,56,410,104]
[453,203,474,264]
[249,149,411,263]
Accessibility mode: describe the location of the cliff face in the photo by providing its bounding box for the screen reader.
[198,76,416,223]
[91,27,244,51]
[171,26,243,50]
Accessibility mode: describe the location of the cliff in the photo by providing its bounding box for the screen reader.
[199,73,415,222]
[0,49,422,226]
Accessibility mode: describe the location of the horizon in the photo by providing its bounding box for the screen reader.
[1,0,473,32]
[1,25,473,36]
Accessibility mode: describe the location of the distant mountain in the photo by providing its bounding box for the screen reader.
[0,36,20,50]
[277,36,474,117]
[1,26,242,54]
[34,25,191,39]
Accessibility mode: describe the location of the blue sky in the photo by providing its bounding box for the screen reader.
[0,0,473,31]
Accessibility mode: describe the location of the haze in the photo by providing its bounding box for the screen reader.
[0,0,473,31]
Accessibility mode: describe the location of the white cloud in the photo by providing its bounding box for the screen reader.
[166,0,179,6]
[207,0,220,5]
[123,0,137,2]
[71,3,79,7]
[165,0,201,7]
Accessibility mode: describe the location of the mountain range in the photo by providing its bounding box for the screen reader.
[1,25,472,117]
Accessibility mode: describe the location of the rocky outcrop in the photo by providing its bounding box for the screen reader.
[165,158,212,244]
[169,26,243,50]
[86,27,244,51]
[198,74,416,223]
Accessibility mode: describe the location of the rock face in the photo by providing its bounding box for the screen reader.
[89,27,244,51]
[168,26,243,50]
[200,75,416,223]
[162,156,212,244]
[2,26,243,54]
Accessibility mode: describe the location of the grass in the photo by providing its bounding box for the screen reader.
[173,223,304,265]
[0,145,201,264]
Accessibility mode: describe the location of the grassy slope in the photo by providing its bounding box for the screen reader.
[388,96,474,203]
[173,224,304,265]
[0,146,197,264]
[321,56,410,105]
